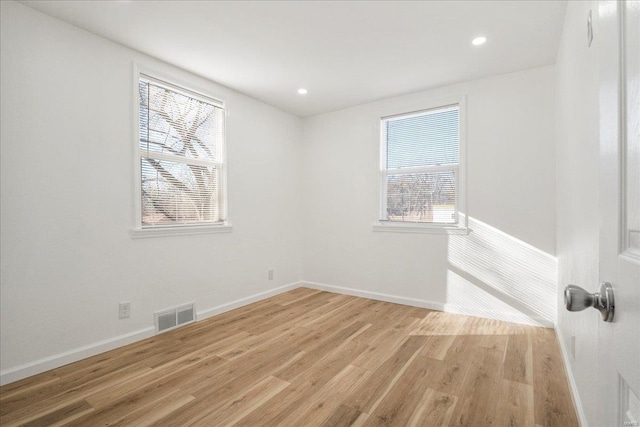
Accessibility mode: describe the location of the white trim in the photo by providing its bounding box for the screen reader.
[613,2,640,263]
[382,104,459,121]
[458,95,468,229]
[139,149,223,168]
[133,63,143,233]
[619,2,629,258]
[372,222,470,234]
[376,94,466,119]
[302,280,551,327]
[385,164,459,175]
[0,281,301,386]
[197,282,301,320]
[0,327,155,386]
[130,223,233,238]
[303,281,443,311]
[554,324,589,427]
[139,73,224,108]
[134,63,226,107]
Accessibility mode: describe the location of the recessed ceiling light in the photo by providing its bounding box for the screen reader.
[297,88,308,95]
[472,36,487,46]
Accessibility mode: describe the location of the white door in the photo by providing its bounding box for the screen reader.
[599,1,640,426]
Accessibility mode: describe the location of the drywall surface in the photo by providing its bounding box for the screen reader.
[555,1,601,426]
[301,66,557,326]
[1,0,562,385]
[0,1,302,378]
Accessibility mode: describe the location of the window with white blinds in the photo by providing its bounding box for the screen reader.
[137,74,226,228]
[380,105,461,225]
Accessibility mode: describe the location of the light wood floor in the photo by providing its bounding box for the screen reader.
[0,288,578,427]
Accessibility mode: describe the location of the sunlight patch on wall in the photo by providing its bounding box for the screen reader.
[445,269,550,326]
[447,216,557,325]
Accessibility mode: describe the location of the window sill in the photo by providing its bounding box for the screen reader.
[372,222,470,235]
[130,223,233,239]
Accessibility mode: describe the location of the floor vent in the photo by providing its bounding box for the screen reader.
[155,303,196,333]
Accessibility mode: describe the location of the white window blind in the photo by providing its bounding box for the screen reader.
[380,105,460,224]
[138,75,226,227]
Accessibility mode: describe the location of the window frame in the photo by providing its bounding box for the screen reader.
[131,64,232,238]
[373,95,468,234]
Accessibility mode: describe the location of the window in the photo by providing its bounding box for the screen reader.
[377,101,466,232]
[134,72,229,236]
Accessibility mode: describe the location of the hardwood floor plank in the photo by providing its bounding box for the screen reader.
[363,353,444,426]
[467,317,510,352]
[235,339,369,426]
[0,289,579,427]
[352,300,405,325]
[0,375,60,402]
[85,353,226,408]
[140,330,252,369]
[281,364,370,426]
[273,321,369,382]
[67,382,187,426]
[420,334,457,361]
[493,378,535,427]
[287,294,355,328]
[352,305,412,344]
[249,292,333,336]
[406,388,457,427]
[192,375,290,426]
[110,392,195,427]
[273,288,324,306]
[0,359,145,416]
[532,328,579,427]
[302,297,371,330]
[410,311,468,336]
[217,296,337,361]
[504,333,534,385]
[320,404,362,427]
[152,346,304,425]
[135,354,228,392]
[219,322,320,363]
[351,317,421,371]
[342,335,428,414]
[423,335,478,397]
[403,306,434,320]
[20,400,94,427]
[449,346,504,426]
[0,364,151,426]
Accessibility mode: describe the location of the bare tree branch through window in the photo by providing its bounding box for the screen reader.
[138,77,225,226]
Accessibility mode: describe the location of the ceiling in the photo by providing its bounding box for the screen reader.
[22,1,567,117]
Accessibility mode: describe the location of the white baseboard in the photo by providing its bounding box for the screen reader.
[196,281,301,320]
[302,280,553,327]
[303,281,444,311]
[554,324,588,427]
[0,281,303,386]
[0,327,155,386]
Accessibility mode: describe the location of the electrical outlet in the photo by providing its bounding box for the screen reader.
[268,269,274,281]
[571,334,576,359]
[119,301,131,319]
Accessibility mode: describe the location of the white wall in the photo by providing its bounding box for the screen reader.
[555,2,600,426]
[1,0,563,387]
[0,1,302,382]
[301,66,557,326]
